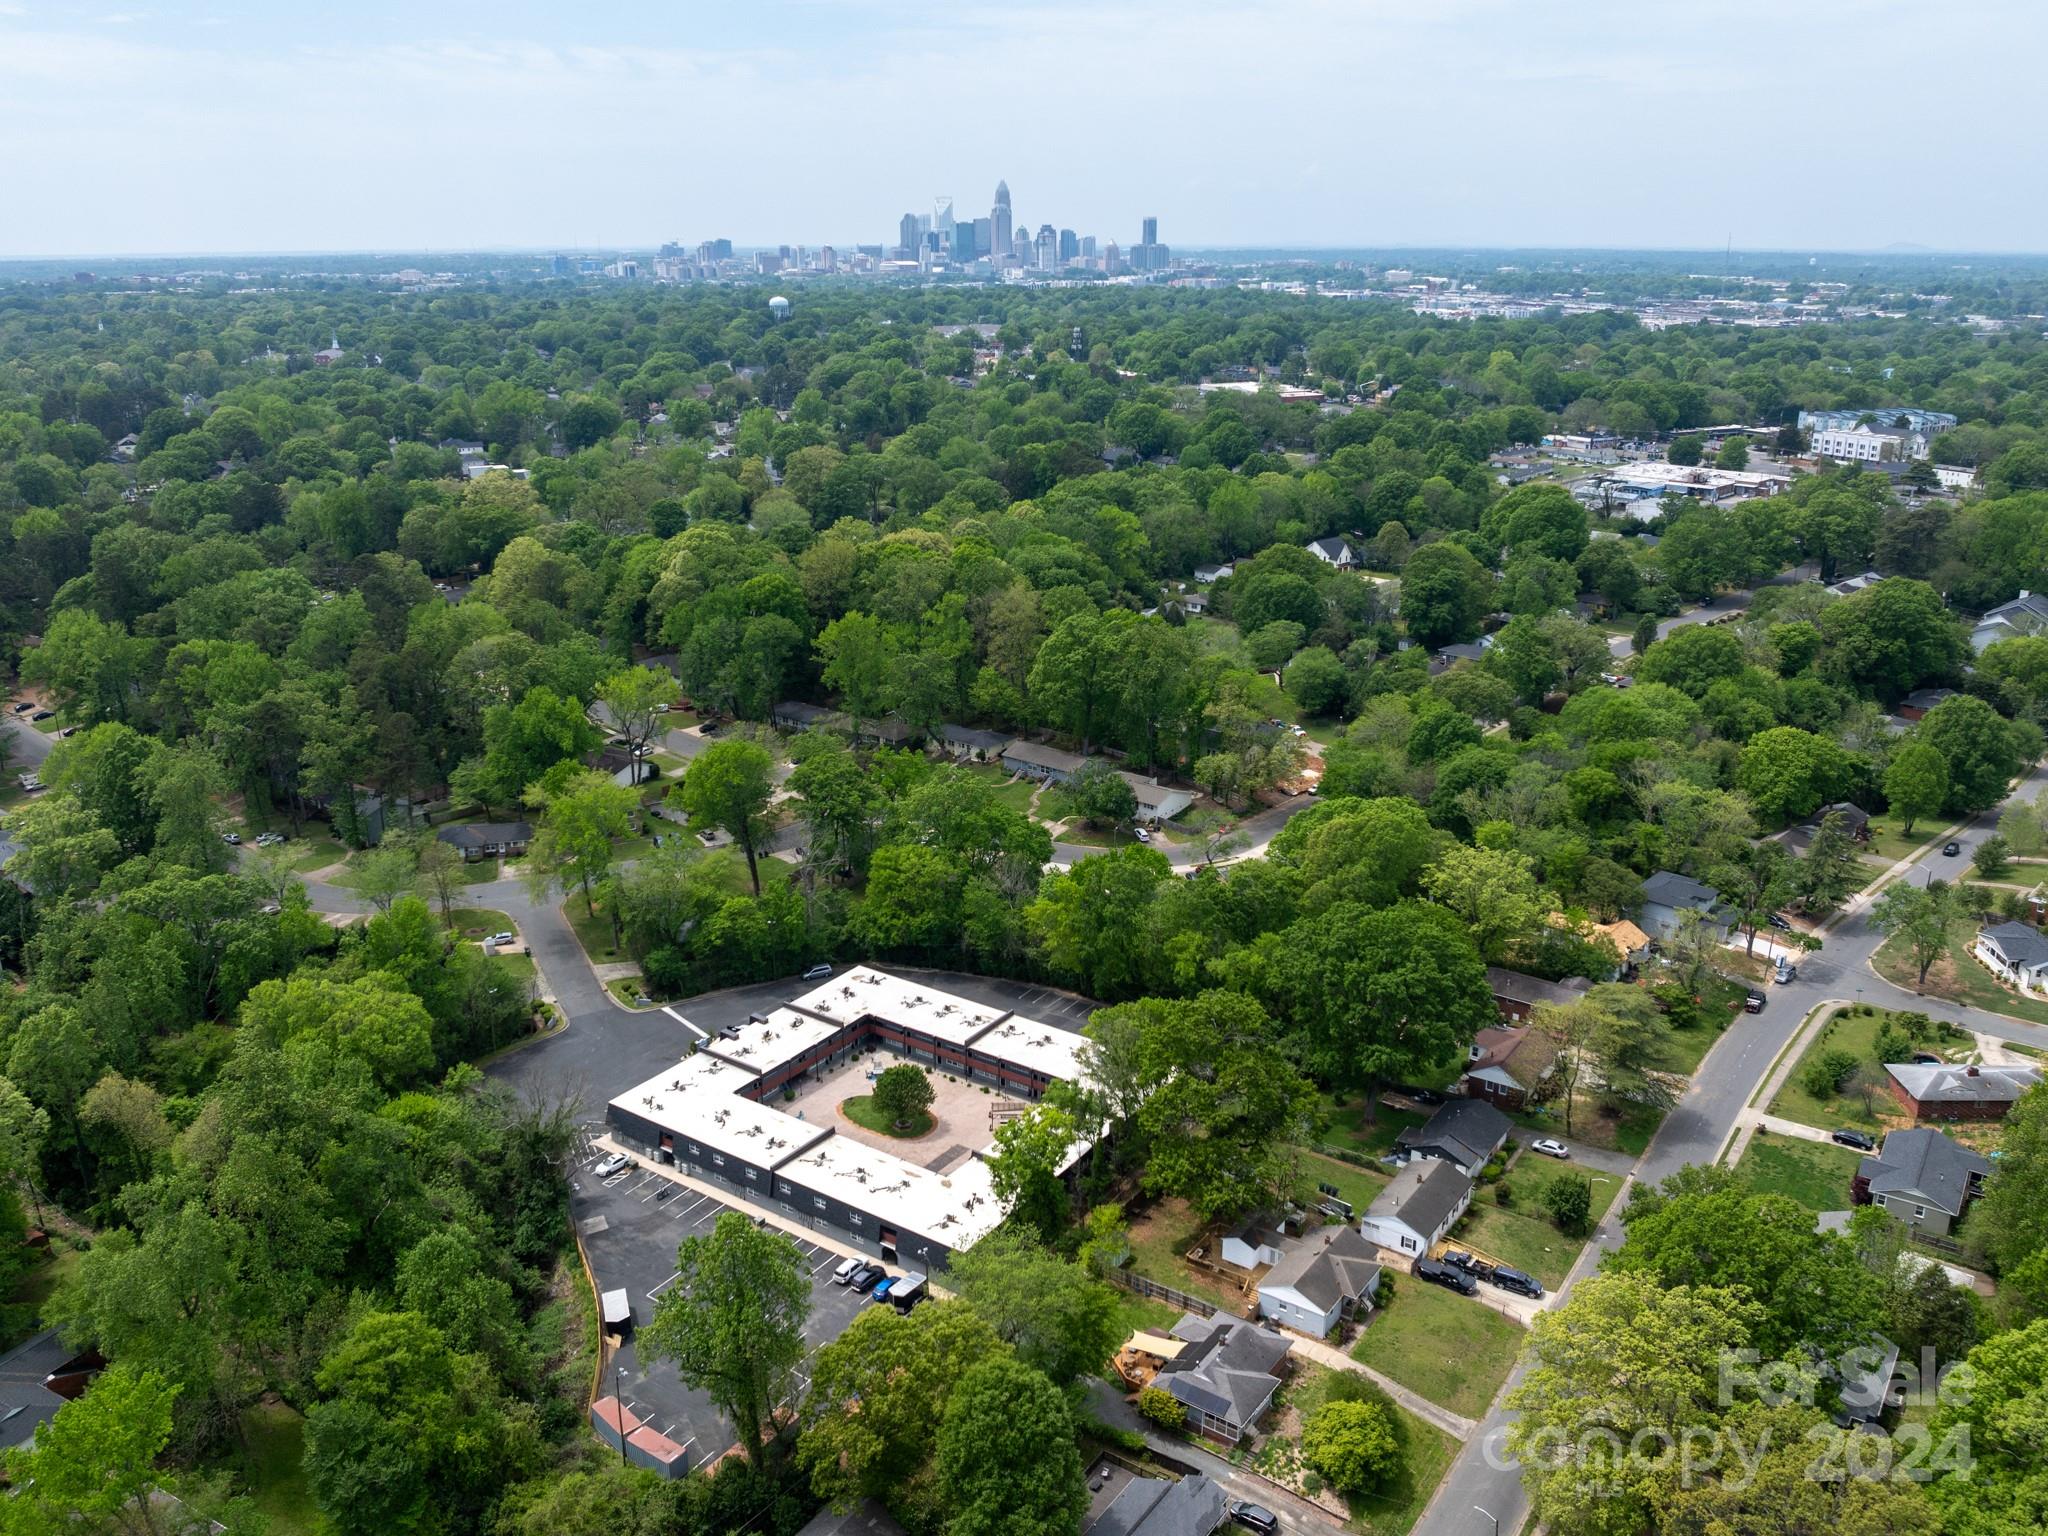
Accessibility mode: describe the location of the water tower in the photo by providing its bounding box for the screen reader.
[768,295,790,322]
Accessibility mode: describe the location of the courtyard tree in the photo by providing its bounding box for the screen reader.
[870,1062,934,1131]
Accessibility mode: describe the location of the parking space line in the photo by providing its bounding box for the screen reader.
[646,1270,681,1300]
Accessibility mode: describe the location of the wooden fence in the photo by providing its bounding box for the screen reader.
[1108,1268,1219,1319]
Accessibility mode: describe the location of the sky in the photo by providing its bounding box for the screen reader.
[2,0,2044,258]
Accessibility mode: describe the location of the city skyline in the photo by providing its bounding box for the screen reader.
[2,1,2044,257]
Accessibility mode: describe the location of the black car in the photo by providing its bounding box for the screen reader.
[1943,841,1961,856]
[1911,1052,1943,1065]
[850,1265,883,1293]
[1400,1086,1445,1106]
[1230,1503,1278,1535]
[1490,1265,1545,1299]
[1415,1257,1478,1295]
[1831,1128,1877,1151]
[1766,913,1792,932]
[1442,1250,1484,1274]
[1744,991,1766,1014]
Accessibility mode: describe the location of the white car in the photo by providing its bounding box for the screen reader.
[487,931,517,946]
[1531,1138,1571,1159]
[831,1256,861,1286]
[222,832,242,845]
[1132,826,1152,843]
[593,1152,631,1179]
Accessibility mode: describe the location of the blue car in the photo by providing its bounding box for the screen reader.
[870,1276,897,1302]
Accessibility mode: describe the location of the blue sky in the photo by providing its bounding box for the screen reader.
[2,1,2041,257]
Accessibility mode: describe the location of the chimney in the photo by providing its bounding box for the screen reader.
[1965,1065,1980,1077]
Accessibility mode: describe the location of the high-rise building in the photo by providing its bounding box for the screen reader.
[935,196,955,253]
[898,212,920,257]
[1132,218,1169,273]
[1081,235,1097,259]
[1058,228,1078,262]
[1034,224,1057,271]
[1104,242,1122,275]
[971,217,992,261]
[991,181,1013,268]
[1142,215,1158,247]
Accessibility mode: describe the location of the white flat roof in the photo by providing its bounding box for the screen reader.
[610,1061,830,1167]
[790,970,1009,1047]
[779,1133,1009,1250]
[705,1007,846,1072]
[970,1015,1090,1081]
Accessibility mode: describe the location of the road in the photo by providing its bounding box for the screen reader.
[1414,758,2048,1536]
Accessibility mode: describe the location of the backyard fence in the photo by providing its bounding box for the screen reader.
[1108,1268,1218,1319]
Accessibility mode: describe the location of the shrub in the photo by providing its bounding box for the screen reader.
[1494,1179,1515,1208]
[1136,1386,1186,1430]
[1545,1173,1594,1236]
[1799,1047,1861,1099]
[1301,1399,1403,1494]
[1972,836,2012,879]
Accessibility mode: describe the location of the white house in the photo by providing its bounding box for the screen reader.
[1360,1158,1473,1259]
[1971,591,2048,653]
[1256,1226,1382,1338]
[1974,922,2048,991]
[1306,536,1358,569]
[1814,423,1918,463]
[1193,563,1234,584]
[1638,870,1735,942]
[1220,1220,1285,1270]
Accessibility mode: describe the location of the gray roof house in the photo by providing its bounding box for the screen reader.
[436,821,533,860]
[1306,536,1358,568]
[1121,771,1195,823]
[1085,1463,1227,1536]
[1256,1225,1383,1337]
[1395,1098,1512,1175]
[1193,563,1234,584]
[1360,1158,1474,1259]
[1001,738,1088,783]
[1854,1128,1991,1237]
[1971,590,2048,653]
[1887,1061,2043,1121]
[1638,869,1733,941]
[0,1330,98,1453]
[1153,1313,1291,1443]
[1974,922,2048,990]
[936,723,1010,760]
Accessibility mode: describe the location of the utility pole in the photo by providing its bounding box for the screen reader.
[615,1363,629,1468]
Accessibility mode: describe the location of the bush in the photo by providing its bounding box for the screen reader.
[1494,1179,1515,1208]
[1545,1174,1594,1237]
[1136,1386,1186,1430]
[1301,1399,1403,1494]
[1799,1047,1861,1099]
[1374,1270,1395,1304]
[1972,836,2012,879]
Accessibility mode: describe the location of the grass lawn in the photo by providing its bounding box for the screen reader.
[1054,822,1146,849]
[1862,815,1944,867]
[840,1095,936,1139]
[236,1400,325,1535]
[1769,1003,1962,1133]
[491,952,538,986]
[445,907,513,938]
[1735,1134,1864,1212]
[1256,1364,1458,1536]
[1511,1097,1662,1156]
[1106,1288,1180,1345]
[1350,1278,1526,1420]
[1452,1197,1585,1289]
[1319,1097,1427,1159]
[606,975,653,1007]
[1503,1155,1626,1233]
[1124,1198,1246,1310]
[961,762,1039,816]
[561,896,626,962]
[1300,1149,1390,1216]
[288,835,349,873]
[1873,918,2048,1027]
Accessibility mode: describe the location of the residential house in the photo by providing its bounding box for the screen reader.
[1831,1335,1903,1428]
[1638,870,1734,941]
[1255,1225,1382,1337]
[1776,801,1873,855]
[1178,590,1210,615]
[772,699,848,733]
[435,821,533,862]
[312,345,346,366]
[1083,1462,1228,1536]
[1151,1313,1291,1443]
[1433,639,1491,669]
[1460,1025,1560,1110]
[1394,1098,1512,1175]
[1974,922,2048,991]
[1193,563,1234,584]
[1970,591,2048,653]
[1594,918,1651,970]
[1360,1158,1474,1259]
[1852,1128,1990,1238]
[1122,772,1195,824]
[1306,536,1358,569]
[0,1330,101,1454]
[1897,689,1957,722]
[1002,738,1087,784]
[111,432,139,462]
[1485,966,1590,1023]
[1220,1220,1285,1270]
[935,723,1010,761]
[1885,1061,2043,1122]
[1823,570,1885,598]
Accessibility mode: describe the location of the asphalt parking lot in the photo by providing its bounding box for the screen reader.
[571,1129,881,1467]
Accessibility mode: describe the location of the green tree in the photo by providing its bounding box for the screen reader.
[1545,1173,1593,1236]
[598,664,681,759]
[0,1363,189,1532]
[1284,644,1350,716]
[815,611,894,737]
[1026,845,1170,998]
[870,1062,934,1130]
[678,739,775,896]
[1919,694,2040,814]
[945,1229,1120,1386]
[1399,542,1492,648]
[524,768,638,918]
[1977,1082,2048,1319]
[1667,433,1704,465]
[983,1105,1078,1240]
[1883,741,1950,836]
[1419,843,1551,962]
[642,1211,811,1469]
[1714,435,1749,470]
[1735,726,1849,824]
[936,1357,1088,1536]
[1068,759,1139,828]
[1816,578,1966,699]
[1926,1317,2048,1536]
[1300,1397,1403,1495]
[467,685,604,810]
[1872,880,1960,987]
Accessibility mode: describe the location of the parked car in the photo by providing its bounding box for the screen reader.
[1911,1052,1943,1065]
[1745,990,1766,1013]
[1414,1257,1478,1295]
[1831,1128,1877,1151]
[593,1151,631,1178]
[1774,959,1798,984]
[1401,1086,1445,1106]
[221,832,242,845]
[9,702,31,714]
[1490,1265,1545,1299]
[487,931,516,946]
[254,832,283,846]
[870,1276,897,1302]
[1943,841,1961,856]
[1132,826,1152,843]
[1230,1503,1279,1536]
[851,1265,884,1294]
[831,1257,861,1286]
[1530,1138,1571,1159]
[802,963,833,981]
[1766,913,1792,932]
[29,710,53,721]
[55,726,77,738]
[1442,1250,1483,1274]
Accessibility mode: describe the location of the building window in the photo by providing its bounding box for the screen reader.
[1914,1205,1927,1220]
[813,1197,827,1211]
[712,1153,725,1167]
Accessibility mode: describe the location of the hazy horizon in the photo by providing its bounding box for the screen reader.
[3,0,2043,258]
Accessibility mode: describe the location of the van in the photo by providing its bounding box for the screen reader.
[889,1274,927,1310]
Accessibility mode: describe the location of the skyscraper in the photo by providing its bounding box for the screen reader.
[1034,224,1057,271]
[1142,215,1158,247]
[991,181,1012,268]
[935,196,956,253]
[1058,228,1078,262]
[898,212,920,257]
